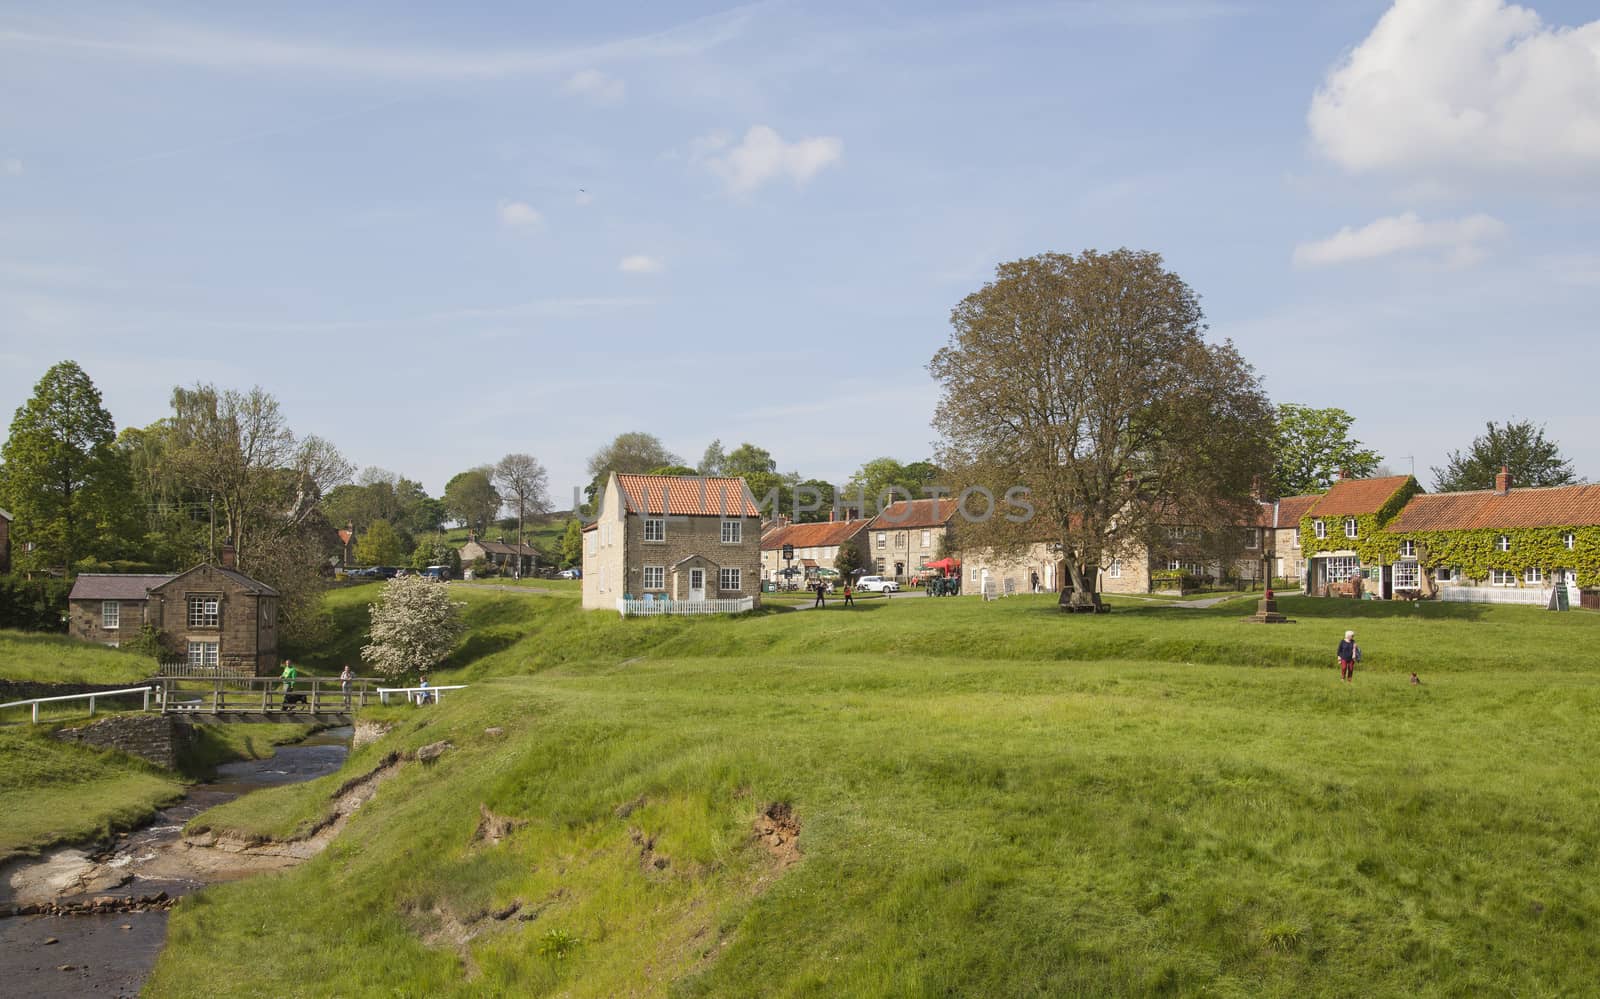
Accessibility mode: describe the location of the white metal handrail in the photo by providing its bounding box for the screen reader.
[376,684,468,705]
[0,686,156,724]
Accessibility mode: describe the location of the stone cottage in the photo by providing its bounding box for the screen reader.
[865,498,961,581]
[582,473,763,611]
[66,547,280,674]
[458,535,540,577]
[759,515,874,584]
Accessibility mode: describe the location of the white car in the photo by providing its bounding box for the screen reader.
[856,575,900,593]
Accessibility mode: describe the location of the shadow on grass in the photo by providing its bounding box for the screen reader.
[444,630,520,669]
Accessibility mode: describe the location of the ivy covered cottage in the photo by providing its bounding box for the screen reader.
[582,472,763,614]
[1298,469,1597,606]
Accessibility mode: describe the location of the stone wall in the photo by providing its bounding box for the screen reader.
[51,714,191,770]
[67,598,150,647]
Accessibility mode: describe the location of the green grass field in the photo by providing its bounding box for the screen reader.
[143,592,1600,997]
[0,629,158,685]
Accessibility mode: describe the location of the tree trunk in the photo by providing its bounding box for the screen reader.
[1058,559,1102,612]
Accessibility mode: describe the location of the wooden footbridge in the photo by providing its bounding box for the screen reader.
[2,676,466,726]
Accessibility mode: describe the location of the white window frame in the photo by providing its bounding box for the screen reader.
[1490,568,1516,587]
[719,567,741,592]
[1564,532,1576,551]
[187,596,220,628]
[1109,559,1122,579]
[921,530,931,549]
[1523,567,1544,585]
[1495,535,1511,552]
[1436,567,1454,582]
[1344,518,1359,539]
[721,520,742,544]
[1244,529,1259,550]
[1393,562,1420,589]
[586,533,596,556]
[1324,556,1360,582]
[1291,530,1300,549]
[642,565,665,590]
[1314,520,1326,540]
[1400,539,1416,558]
[877,532,887,550]
[643,518,665,542]
[187,640,219,667]
[101,600,120,630]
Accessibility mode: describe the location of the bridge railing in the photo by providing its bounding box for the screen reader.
[376,685,468,706]
[0,686,156,725]
[153,675,388,715]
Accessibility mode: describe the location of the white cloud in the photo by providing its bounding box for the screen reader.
[696,125,843,195]
[561,68,625,105]
[498,201,543,228]
[1309,0,1600,180]
[0,5,755,79]
[1,158,21,176]
[1293,212,1507,268]
[618,255,664,274]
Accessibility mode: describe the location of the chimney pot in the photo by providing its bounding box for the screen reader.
[1495,465,1511,494]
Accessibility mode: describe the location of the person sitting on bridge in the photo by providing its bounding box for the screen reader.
[415,674,431,706]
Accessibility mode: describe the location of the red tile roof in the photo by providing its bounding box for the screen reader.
[760,518,872,551]
[1272,494,1322,527]
[1305,476,1414,517]
[1389,483,1600,532]
[867,498,960,530]
[614,474,760,517]
[68,573,173,601]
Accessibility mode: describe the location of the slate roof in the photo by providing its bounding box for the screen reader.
[760,518,872,551]
[614,474,760,517]
[1389,483,1600,532]
[465,539,540,557]
[1304,476,1414,517]
[69,573,174,601]
[867,498,960,530]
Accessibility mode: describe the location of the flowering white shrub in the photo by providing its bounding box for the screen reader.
[361,576,466,680]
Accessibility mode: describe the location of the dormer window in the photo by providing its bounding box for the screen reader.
[1496,535,1511,552]
[1314,519,1326,540]
[1344,518,1359,539]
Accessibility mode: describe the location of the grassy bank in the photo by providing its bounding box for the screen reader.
[0,727,183,862]
[0,630,157,685]
[145,593,1600,996]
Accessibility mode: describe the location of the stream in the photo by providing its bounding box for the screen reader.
[0,726,353,998]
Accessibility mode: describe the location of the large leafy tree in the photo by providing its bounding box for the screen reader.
[443,467,501,534]
[697,439,727,476]
[492,453,551,556]
[845,457,941,512]
[0,361,135,572]
[584,432,681,508]
[1272,404,1381,496]
[355,518,412,566]
[559,518,584,568]
[1432,420,1578,492]
[163,384,352,641]
[929,250,1274,609]
[794,478,837,522]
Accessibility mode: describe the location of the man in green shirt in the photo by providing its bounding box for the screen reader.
[281,659,299,710]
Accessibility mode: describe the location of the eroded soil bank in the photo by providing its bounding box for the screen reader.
[0,726,353,997]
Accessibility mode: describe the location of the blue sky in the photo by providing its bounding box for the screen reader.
[3,0,1597,502]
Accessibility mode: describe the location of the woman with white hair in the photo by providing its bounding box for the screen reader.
[1336,630,1359,682]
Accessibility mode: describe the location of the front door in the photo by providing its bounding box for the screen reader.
[689,568,706,601]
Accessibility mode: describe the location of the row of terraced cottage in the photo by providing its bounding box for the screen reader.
[579,469,1600,612]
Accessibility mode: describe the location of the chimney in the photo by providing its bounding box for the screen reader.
[220,543,237,569]
[829,507,836,522]
[1495,465,1511,494]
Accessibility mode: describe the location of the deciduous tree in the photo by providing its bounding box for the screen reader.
[845,457,941,512]
[0,361,135,572]
[585,433,681,508]
[492,453,551,555]
[560,518,583,568]
[1432,420,1578,492]
[929,250,1274,610]
[1272,404,1381,495]
[361,576,465,680]
[443,468,501,534]
[356,518,411,566]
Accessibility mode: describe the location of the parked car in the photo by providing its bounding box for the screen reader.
[857,575,900,593]
[421,565,451,581]
[557,568,581,579]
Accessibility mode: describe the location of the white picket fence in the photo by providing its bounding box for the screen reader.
[1438,584,1576,606]
[617,596,755,617]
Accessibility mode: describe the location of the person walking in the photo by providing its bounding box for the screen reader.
[340,663,353,708]
[1337,630,1358,682]
[843,581,854,607]
[813,580,826,608]
[1030,570,1040,594]
[280,658,299,709]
